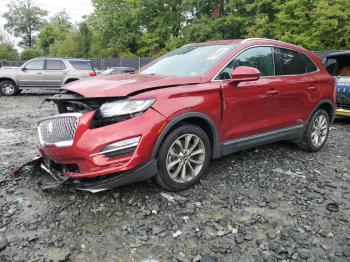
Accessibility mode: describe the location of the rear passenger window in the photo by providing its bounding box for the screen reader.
[275,47,306,75]
[46,60,65,70]
[300,53,318,73]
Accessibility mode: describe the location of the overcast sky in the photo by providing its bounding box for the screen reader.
[0,0,95,49]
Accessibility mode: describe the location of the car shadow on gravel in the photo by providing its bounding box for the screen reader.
[27,140,303,196]
[334,117,350,125]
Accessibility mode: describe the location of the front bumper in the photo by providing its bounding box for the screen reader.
[40,157,158,193]
[37,108,167,190]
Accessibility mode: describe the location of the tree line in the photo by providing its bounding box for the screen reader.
[1,0,350,61]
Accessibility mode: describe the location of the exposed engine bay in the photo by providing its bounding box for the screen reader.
[44,90,146,128]
[45,90,118,113]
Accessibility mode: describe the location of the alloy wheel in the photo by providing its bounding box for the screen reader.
[166,134,206,183]
[1,83,15,95]
[311,114,328,147]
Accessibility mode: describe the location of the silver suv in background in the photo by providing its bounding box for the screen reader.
[0,58,96,96]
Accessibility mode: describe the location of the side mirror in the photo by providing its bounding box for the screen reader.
[21,67,27,71]
[231,66,261,83]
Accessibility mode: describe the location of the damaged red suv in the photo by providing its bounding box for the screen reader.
[37,38,335,193]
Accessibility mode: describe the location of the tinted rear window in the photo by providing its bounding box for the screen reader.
[69,60,92,70]
[300,53,318,73]
[275,47,306,75]
[46,60,66,70]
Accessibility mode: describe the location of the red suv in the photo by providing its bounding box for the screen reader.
[37,38,335,193]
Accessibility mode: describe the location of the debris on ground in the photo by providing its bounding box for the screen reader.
[0,94,349,260]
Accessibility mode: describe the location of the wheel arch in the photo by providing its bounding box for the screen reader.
[64,78,79,85]
[0,77,18,86]
[309,99,335,123]
[151,112,221,160]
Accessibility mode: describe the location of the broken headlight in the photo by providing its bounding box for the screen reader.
[91,98,155,128]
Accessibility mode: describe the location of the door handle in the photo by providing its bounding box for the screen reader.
[307,86,317,92]
[36,72,43,75]
[266,90,278,96]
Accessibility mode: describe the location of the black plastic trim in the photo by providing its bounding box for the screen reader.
[308,99,336,123]
[73,160,158,192]
[222,125,305,156]
[104,146,136,158]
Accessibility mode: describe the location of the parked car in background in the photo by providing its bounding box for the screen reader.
[102,67,136,75]
[0,58,96,96]
[93,67,104,75]
[37,38,335,193]
[324,51,350,117]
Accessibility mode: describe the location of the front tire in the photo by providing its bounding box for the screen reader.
[299,109,330,152]
[155,124,211,191]
[0,80,18,96]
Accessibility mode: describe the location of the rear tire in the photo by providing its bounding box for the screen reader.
[155,124,211,191]
[298,109,330,152]
[0,80,18,96]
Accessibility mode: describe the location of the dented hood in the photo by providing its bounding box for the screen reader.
[63,73,203,98]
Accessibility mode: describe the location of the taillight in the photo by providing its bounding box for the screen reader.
[89,71,96,77]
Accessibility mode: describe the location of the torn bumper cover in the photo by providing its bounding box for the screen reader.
[40,157,157,193]
[35,91,166,192]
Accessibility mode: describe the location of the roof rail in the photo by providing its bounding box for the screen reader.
[241,38,289,44]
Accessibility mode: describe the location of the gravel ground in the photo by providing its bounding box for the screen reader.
[0,93,350,262]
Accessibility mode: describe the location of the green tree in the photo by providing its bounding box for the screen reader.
[85,0,350,56]
[52,33,80,57]
[0,31,18,60]
[89,0,141,56]
[3,0,48,48]
[76,22,92,57]
[37,11,73,55]
[50,11,73,31]
[272,0,350,50]
[0,44,19,60]
[37,25,65,55]
[20,48,42,60]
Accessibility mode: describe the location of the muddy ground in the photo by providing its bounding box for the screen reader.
[0,92,349,262]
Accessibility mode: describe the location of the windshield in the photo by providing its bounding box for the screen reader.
[140,44,236,77]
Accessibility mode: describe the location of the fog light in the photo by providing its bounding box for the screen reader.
[91,136,141,158]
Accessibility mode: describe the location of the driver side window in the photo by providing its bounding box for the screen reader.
[24,60,44,70]
[218,47,274,80]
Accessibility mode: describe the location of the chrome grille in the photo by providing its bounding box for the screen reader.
[38,113,81,147]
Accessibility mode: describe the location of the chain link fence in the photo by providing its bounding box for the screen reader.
[90,57,154,70]
[0,52,345,70]
[0,60,24,68]
[0,57,155,70]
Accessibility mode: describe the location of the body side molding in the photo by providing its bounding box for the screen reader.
[222,124,305,156]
